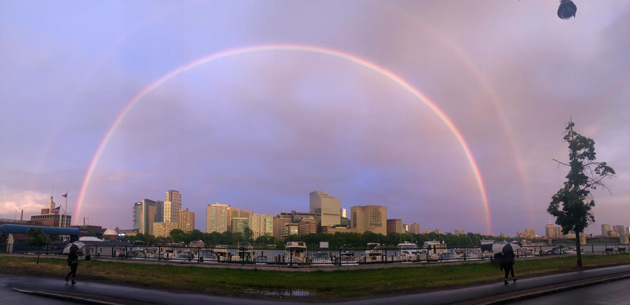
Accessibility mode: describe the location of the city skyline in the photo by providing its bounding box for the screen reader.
[1,1,629,236]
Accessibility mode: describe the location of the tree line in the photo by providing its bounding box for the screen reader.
[122,229,508,249]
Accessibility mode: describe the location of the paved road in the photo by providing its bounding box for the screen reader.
[2,264,629,304]
[511,278,630,305]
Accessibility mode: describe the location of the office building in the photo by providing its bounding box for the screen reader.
[613,225,626,237]
[310,191,341,227]
[350,205,387,235]
[298,217,318,236]
[249,214,273,239]
[387,219,403,234]
[273,214,292,239]
[178,208,195,232]
[410,223,420,234]
[454,229,466,236]
[153,221,178,238]
[601,224,611,237]
[134,199,163,235]
[164,190,181,223]
[206,203,230,233]
[231,217,249,234]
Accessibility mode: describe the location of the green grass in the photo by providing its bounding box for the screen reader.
[1,254,629,300]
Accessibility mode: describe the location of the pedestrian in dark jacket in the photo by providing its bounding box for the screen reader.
[66,251,79,285]
[502,251,517,285]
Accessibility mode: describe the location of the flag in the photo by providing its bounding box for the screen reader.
[51,206,61,214]
[62,193,67,198]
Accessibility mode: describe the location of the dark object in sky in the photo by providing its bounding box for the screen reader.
[558,0,577,19]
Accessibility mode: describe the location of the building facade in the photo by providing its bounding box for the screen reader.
[178,208,195,232]
[230,217,249,234]
[206,203,229,233]
[135,199,163,235]
[350,205,387,235]
[164,190,182,223]
[249,214,273,239]
[309,191,341,227]
[387,219,403,234]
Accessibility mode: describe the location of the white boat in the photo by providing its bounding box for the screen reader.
[235,242,256,262]
[360,243,384,263]
[422,240,447,261]
[285,241,308,263]
[397,242,425,261]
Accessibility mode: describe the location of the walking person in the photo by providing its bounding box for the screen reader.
[502,250,517,285]
[85,250,92,268]
[66,250,79,285]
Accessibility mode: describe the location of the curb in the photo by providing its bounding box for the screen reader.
[480,273,630,304]
[11,287,124,305]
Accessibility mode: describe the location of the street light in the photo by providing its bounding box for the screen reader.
[558,0,577,19]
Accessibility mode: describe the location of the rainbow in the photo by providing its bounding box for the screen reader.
[75,44,493,233]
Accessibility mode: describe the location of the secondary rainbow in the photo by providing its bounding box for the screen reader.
[75,44,493,233]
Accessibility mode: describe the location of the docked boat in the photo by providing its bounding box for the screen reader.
[422,240,447,261]
[397,241,424,261]
[360,243,384,263]
[213,245,230,261]
[285,241,308,264]
[236,242,256,262]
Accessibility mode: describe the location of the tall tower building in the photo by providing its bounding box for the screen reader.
[206,203,230,233]
[410,222,420,234]
[47,195,56,211]
[133,202,142,230]
[545,223,557,238]
[601,224,611,236]
[178,208,195,232]
[310,191,341,227]
[249,214,273,239]
[136,199,163,235]
[273,214,293,239]
[351,205,387,235]
[164,190,182,223]
[387,219,403,234]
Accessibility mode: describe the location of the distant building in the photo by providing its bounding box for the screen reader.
[350,205,386,235]
[283,223,299,238]
[310,191,341,227]
[601,224,611,237]
[298,217,317,236]
[410,223,420,234]
[153,222,178,238]
[135,199,163,235]
[29,195,71,228]
[273,214,292,239]
[432,229,442,235]
[403,224,409,234]
[420,229,431,234]
[178,208,195,232]
[546,223,559,239]
[387,219,403,234]
[206,203,230,233]
[323,226,351,234]
[164,190,182,224]
[613,225,626,237]
[454,229,466,236]
[525,228,535,239]
[249,214,273,239]
[230,217,249,234]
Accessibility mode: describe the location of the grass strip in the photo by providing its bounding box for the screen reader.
[1,254,629,300]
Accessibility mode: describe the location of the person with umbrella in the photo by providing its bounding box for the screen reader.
[64,242,84,285]
[500,242,520,285]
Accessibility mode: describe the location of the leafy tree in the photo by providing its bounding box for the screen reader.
[243,227,253,242]
[26,227,50,264]
[169,229,186,243]
[548,120,615,267]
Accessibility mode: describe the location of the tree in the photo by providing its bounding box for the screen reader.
[548,120,615,267]
[26,227,50,264]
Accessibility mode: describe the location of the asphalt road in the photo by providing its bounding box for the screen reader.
[1,264,630,304]
[510,278,630,305]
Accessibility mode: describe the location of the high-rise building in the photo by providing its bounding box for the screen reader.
[164,190,182,223]
[601,224,611,237]
[273,214,292,239]
[351,205,387,235]
[206,203,230,233]
[410,223,420,234]
[310,191,341,227]
[136,199,163,235]
[227,207,241,231]
[546,223,557,239]
[387,219,403,234]
[525,228,536,239]
[249,214,273,239]
[454,229,466,236]
[133,202,142,230]
[231,217,249,234]
[178,208,195,232]
[613,225,626,237]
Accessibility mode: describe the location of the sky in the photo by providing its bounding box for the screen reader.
[1,1,628,237]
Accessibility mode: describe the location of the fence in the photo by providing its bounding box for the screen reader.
[5,243,629,267]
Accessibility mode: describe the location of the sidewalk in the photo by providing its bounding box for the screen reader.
[3,264,630,304]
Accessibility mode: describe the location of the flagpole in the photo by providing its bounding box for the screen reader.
[65,192,68,228]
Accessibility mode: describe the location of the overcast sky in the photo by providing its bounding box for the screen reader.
[1,1,628,236]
